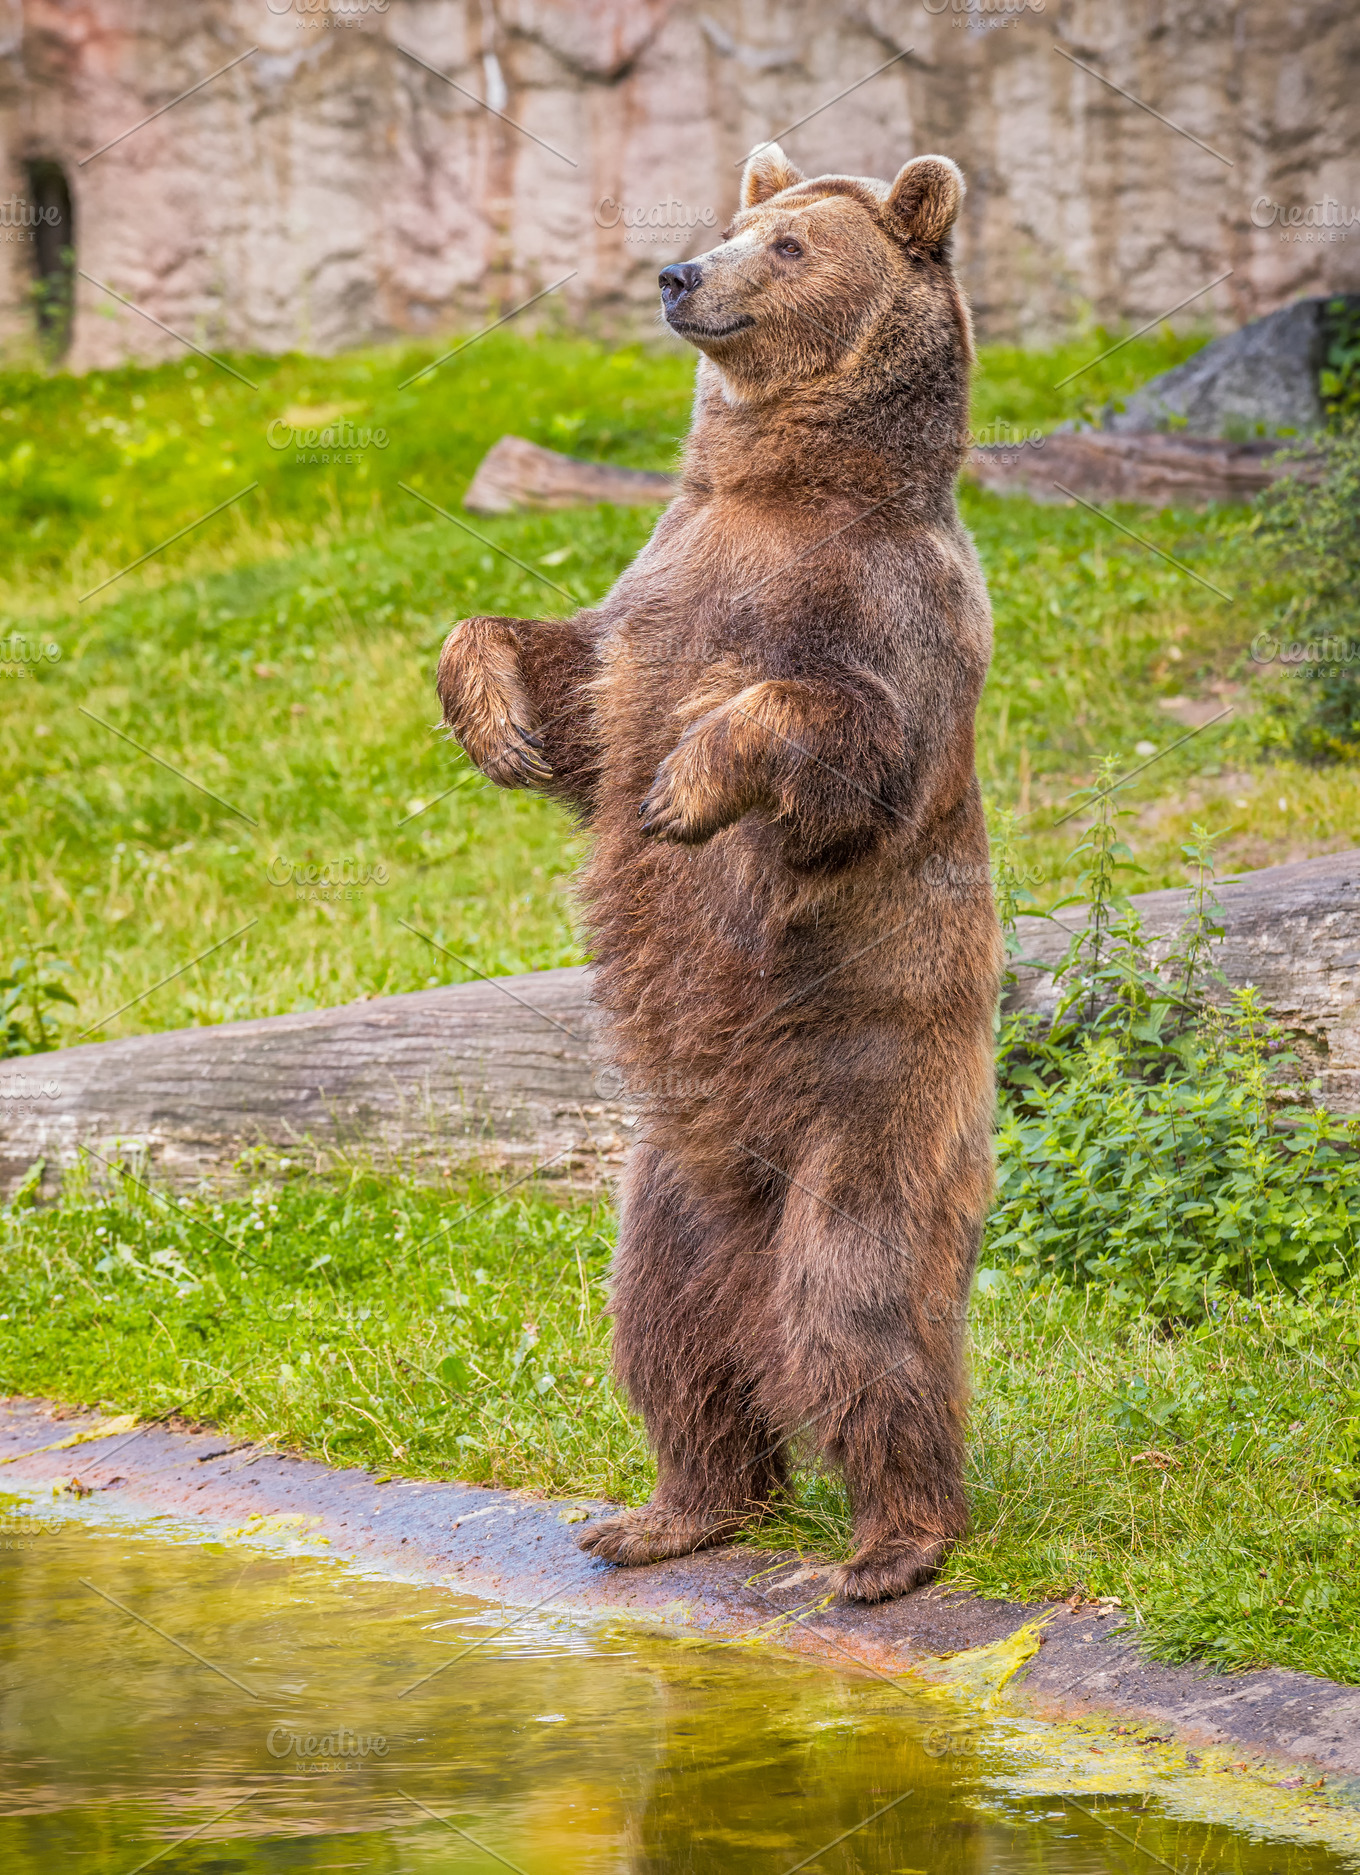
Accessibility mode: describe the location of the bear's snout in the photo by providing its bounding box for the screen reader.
[658,257,757,349]
[659,262,703,312]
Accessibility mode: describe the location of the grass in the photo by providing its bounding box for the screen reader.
[3,1160,1357,1684]
[0,1159,644,1500]
[3,321,1357,1042]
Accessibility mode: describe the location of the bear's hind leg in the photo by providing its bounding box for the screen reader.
[764,1133,989,1604]
[578,1143,784,1567]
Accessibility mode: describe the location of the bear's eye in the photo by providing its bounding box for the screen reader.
[774,238,803,258]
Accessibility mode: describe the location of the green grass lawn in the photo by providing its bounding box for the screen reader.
[3,318,1358,1684]
[3,320,1355,1042]
[3,1163,1357,1684]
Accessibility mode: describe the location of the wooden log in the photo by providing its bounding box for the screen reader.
[0,967,628,1200]
[1006,849,1359,1113]
[1,853,1355,1199]
[462,431,1314,518]
[462,435,678,514]
[967,432,1320,507]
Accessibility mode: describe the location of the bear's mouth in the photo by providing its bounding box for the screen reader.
[665,313,756,341]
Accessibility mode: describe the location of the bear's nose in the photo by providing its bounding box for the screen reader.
[659,262,703,309]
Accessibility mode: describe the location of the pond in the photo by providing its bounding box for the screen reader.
[0,1493,1352,1873]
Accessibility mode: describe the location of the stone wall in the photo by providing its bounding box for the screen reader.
[0,0,1357,369]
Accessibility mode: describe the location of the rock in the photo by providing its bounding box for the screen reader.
[2,5,1359,366]
[1103,297,1360,438]
[463,434,677,512]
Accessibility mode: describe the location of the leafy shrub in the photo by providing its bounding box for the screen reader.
[988,784,1360,1313]
[1251,367,1360,763]
[1320,294,1360,425]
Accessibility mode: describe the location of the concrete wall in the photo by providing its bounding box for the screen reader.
[1,0,1357,369]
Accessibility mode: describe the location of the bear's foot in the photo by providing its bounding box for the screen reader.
[576,1503,746,1566]
[833,1532,949,1604]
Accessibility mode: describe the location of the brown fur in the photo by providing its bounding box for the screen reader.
[434,147,1002,1603]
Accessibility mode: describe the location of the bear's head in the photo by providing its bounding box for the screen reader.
[658,145,972,413]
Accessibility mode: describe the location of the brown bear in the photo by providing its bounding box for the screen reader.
[435,143,1002,1603]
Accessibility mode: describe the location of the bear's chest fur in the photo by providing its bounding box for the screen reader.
[589,489,989,814]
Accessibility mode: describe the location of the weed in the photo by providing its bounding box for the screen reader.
[993,796,1360,1313]
[0,947,76,1057]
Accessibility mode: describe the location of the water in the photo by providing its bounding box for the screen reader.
[1,1495,1354,1873]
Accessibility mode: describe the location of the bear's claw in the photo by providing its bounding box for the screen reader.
[832,1533,949,1604]
[483,725,553,789]
[576,1504,744,1566]
[637,788,711,844]
[637,734,744,844]
[637,783,732,845]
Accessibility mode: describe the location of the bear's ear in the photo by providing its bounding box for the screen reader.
[883,155,965,251]
[740,141,805,208]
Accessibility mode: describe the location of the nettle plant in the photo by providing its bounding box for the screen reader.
[0,947,76,1058]
[987,772,1360,1315]
[1251,314,1360,765]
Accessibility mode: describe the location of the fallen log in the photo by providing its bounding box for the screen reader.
[462,434,677,513]
[461,431,1315,518]
[967,431,1319,507]
[1,853,1354,1199]
[0,966,622,1201]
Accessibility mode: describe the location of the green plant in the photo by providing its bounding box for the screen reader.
[987,804,1040,984]
[990,800,1360,1314]
[29,243,75,364]
[1160,820,1229,1014]
[1047,756,1144,1016]
[1320,295,1360,425]
[1252,414,1360,764]
[0,947,76,1056]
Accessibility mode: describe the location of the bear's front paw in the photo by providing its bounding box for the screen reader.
[479,721,554,790]
[832,1532,949,1604]
[576,1503,744,1565]
[436,617,553,792]
[638,747,743,845]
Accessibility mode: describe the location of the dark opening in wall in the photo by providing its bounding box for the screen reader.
[26,160,74,358]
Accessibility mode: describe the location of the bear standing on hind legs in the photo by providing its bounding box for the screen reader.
[435,145,1002,1604]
